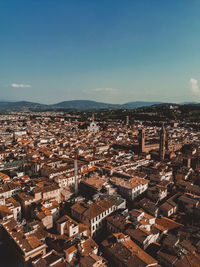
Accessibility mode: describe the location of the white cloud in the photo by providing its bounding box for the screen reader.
[190,78,200,95]
[11,83,31,88]
[92,87,119,93]
[82,87,119,96]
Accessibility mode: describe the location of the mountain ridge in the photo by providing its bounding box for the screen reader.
[0,99,197,110]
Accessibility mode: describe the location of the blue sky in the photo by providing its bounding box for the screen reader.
[1,0,200,104]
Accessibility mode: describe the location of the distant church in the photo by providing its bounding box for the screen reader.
[87,113,99,134]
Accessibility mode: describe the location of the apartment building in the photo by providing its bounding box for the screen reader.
[71,198,116,236]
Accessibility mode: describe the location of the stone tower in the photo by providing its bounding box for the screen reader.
[126,115,129,126]
[160,123,166,161]
[92,113,95,121]
[139,129,145,153]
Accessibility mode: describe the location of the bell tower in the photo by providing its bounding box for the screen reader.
[160,123,166,161]
[139,129,145,153]
[126,115,129,126]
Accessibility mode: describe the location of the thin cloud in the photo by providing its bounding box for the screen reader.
[190,78,200,95]
[11,83,31,88]
[93,88,119,94]
[82,87,119,96]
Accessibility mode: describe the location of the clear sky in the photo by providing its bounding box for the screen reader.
[1,0,200,104]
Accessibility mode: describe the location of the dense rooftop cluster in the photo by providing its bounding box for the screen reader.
[0,111,200,266]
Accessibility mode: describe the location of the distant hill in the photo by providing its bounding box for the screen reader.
[0,101,47,110]
[52,100,120,110]
[179,101,199,105]
[52,100,166,110]
[122,101,164,109]
[0,99,197,111]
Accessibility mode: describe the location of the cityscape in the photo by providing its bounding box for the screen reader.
[1,1,200,266]
[0,107,200,266]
